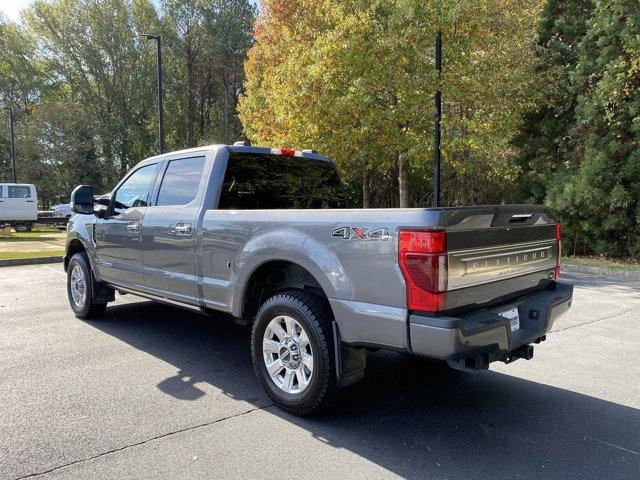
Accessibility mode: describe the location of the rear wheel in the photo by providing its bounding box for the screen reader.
[251,290,337,416]
[13,223,32,232]
[67,252,107,319]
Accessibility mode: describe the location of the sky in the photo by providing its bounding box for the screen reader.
[0,0,164,22]
[0,0,32,21]
[0,0,258,21]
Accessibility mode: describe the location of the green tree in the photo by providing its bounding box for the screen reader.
[26,0,161,176]
[512,0,595,205]
[0,0,254,205]
[162,0,256,148]
[548,0,640,256]
[0,14,46,183]
[20,98,106,204]
[440,0,544,206]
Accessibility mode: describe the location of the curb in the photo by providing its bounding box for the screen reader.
[0,256,63,268]
[561,263,640,281]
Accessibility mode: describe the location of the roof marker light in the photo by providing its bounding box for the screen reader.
[279,148,296,157]
[271,147,305,157]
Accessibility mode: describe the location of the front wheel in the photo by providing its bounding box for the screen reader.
[67,252,107,319]
[251,290,337,416]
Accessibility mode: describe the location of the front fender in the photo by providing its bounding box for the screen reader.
[66,216,100,280]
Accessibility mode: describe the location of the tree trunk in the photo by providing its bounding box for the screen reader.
[398,151,409,208]
[362,169,371,208]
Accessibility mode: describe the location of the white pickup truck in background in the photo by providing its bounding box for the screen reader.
[0,183,38,232]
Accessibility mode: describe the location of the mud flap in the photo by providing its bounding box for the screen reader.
[333,322,366,388]
[92,271,115,304]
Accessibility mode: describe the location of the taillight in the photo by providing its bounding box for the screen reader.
[398,230,447,313]
[554,223,562,279]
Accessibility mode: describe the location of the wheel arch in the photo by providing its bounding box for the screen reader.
[65,238,88,272]
[239,259,333,325]
[64,234,101,281]
[65,237,114,305]
[230,231,352,321]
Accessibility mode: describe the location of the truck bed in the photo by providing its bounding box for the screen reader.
[199,204,560,352]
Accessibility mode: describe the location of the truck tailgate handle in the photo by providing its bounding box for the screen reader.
[509,214,534,223]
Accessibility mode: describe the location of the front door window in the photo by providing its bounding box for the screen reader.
[113,164,158,214]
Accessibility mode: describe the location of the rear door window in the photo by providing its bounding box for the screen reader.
[156,156,206,206]
[8,186,31,198]
[218,153,346,209]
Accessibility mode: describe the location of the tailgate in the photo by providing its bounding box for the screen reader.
[442,205,560,312]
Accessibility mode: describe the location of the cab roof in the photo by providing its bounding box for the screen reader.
[140,143,331,166]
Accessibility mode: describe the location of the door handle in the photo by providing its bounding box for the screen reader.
[173,222,193,237]
[127,222,140,233]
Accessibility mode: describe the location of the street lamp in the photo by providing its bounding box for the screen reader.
[141,34,165,154]
[5,106,16,183]
[433,0,443,207]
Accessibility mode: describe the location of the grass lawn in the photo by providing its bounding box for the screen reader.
[0,249,65,261]
[0,228,66,242]
[563,256,640,274]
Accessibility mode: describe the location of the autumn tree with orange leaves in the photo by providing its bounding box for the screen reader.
[239,0,542,207]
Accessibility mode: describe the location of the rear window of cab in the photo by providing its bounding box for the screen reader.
[218,153,347,210]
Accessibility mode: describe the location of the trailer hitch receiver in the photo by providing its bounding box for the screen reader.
[502,345,534,364]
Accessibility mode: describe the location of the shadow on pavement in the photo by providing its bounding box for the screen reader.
[87,300,640,480]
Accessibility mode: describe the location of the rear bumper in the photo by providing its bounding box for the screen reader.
[408,282,573,362]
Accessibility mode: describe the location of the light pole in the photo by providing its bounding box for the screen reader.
[142,34,165,154]
[433,0,442,207]
[6,106,16,183]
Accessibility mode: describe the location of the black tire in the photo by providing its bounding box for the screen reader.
[13,223,32,232]
[66,252,107,319]
[251,290,337,416]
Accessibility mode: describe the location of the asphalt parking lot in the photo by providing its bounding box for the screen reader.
[1,265,639,480]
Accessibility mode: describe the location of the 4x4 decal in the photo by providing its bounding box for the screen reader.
[331,226,390,240]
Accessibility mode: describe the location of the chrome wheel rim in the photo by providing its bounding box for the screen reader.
[262,315,314,394]
[70,265,87,308]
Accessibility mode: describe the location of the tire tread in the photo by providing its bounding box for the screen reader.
[251,289,336,416]
[67,252,107,319]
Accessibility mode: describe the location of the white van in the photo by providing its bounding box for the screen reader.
[0,183,38,231]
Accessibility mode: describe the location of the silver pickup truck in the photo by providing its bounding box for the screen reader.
[65,143,573,415]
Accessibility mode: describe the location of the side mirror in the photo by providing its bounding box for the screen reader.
[70,185,94,214]
[94,194,111,218]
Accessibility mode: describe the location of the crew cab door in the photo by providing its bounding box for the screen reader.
[94,163,159,290]
[140,155,207,304]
